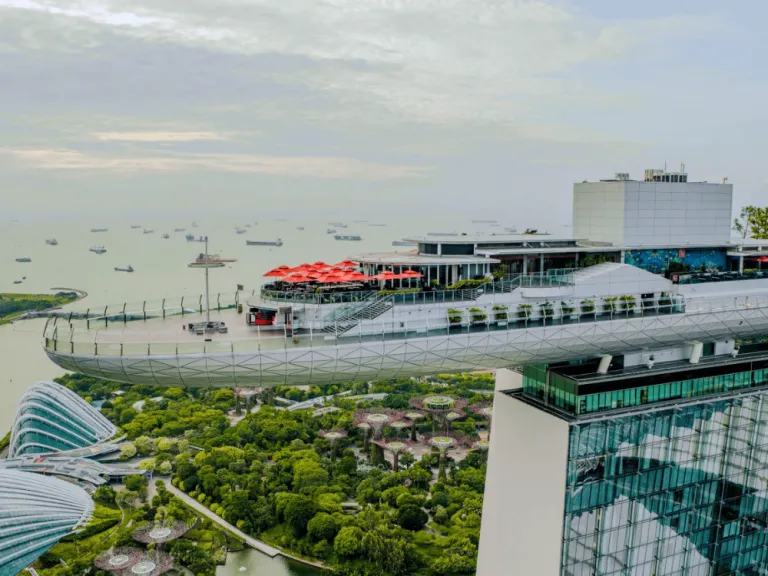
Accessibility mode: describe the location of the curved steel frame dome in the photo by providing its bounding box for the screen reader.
[0,469,93,576]
[9,381,117,457]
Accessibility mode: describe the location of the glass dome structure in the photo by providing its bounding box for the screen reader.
[9,381,117,457]
[0,469,93,576]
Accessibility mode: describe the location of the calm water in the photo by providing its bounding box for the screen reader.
[0,213,485,574]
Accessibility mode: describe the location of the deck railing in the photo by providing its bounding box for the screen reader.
[42,293,768,358]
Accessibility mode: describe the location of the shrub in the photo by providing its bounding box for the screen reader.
[334,526,364,557]
[580,299,595,313]
[603,297,618,312]
[447,308,463,324]
[539,302,554,317]
[517,304,532,319]
[469,307,487,323]
[560,301,575,315]
[492,305,508,320]
[619,295,636,311]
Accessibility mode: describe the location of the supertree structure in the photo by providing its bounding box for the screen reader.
[423,432,466,481]
[95,548,144,574]
[124,550,174,576]
[470,402,493,431]
[133,519,189,547]
[372,438,415,472]
[410,395,468,433]
[389,420,410,439]
[353,409,403,465]
[445,410,465,432]
[319,429,348,461]
[404,411,425,441]
[356,421,372,453]
[234,387,263,414]
[474,438,491,460]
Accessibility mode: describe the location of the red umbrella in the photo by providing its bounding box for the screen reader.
[264,268,288,277]
[283,274,312,283]
[400,270,423,278]
[345,271,369,281]
[372,270,398,280]
[756,257,768,263]
[335,260,358,268]
[313,261,329,267]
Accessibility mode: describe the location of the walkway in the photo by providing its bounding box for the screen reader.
[164,483,280,557]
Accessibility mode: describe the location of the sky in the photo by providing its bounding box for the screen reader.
[0,0,766,225]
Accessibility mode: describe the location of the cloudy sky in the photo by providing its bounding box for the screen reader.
[1,0,765,223]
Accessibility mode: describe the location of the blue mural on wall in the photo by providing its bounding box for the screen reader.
[623,248,726,274]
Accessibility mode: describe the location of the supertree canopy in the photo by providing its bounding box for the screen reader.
[354,409,403,465]
[372,438,415,472]
[125,550,174,576]
[95,548,144,573]
[422,432,466,481]
[133,520,189,545]
[470,402,493,429]
[410,395,467,433]
[319,429,348,461]
[404,411,425,441]
[389,420,410,439]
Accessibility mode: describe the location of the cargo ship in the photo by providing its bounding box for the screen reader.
[335,235,362,241]
[246,239,283,247]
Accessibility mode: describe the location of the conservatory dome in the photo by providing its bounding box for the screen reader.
[0,469,93,576]
[9,381,117,457]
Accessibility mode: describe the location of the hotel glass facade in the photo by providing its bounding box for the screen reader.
[545,359,768,576]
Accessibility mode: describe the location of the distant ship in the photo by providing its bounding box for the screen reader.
[89,245,107,254]
[327,228,337,234]
[329,222,348,228]
[114,265,134,273]
[161,233,170,239]
[296,226,305,230]
[369,223,387,227]
[392,240,417,247]
[45,238,58,246]
[194,253,237,264]
[472,220,497,224]
[90,228,108,233]
[13,280,22,284]
[246,239,283,247]
[15,257,31,263]
[186,234,205,242]
[427,232,458,237]
[335,235,362,241]
[236,228,247,234]
[143,229,154,234]
[130,225,141,229]
[174,228,186,232]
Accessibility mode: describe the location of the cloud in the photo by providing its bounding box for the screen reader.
[0,0,721,125]
[1,147,431,180]
[90,131,230,142]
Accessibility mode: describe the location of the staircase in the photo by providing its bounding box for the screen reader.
[322,294,395,336]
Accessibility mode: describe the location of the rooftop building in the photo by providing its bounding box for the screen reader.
[0,469,93,576]
[9,381,117,457]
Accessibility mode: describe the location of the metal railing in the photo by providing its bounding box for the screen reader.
[42,294,768,358]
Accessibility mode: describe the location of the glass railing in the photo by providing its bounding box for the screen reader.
[673,270,768,284]
[42,293,768,358]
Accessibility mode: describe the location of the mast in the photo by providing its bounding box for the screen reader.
[204,236,210,323]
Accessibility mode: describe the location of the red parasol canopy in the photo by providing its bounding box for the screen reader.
[372,270,398,280]
[264,268,288,277]
[283,273,313,283]
[344,271,369,281]
[313,261,329,267]
[756,256,768,263]
[400,270,423,278]
[335,260,358,268]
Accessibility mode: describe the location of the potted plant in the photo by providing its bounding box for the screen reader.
[492,305,509,321]
[448,308,463,325]
[469,307,487,324]
[580,299,595,315]
[603,297,618,313]
[517,303,533,320]
[619,295,637,313]
[540,301,554,319]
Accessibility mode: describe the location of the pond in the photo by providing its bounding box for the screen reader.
[216,550,324,576]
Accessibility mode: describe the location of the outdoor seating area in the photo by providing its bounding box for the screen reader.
[673,269,768,284]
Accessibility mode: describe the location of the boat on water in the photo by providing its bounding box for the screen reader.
[89,245,107,254]
[45,238,58,246]
[296,226,305,230]
[90,228,108,233]
[246,239,283,247]
[143,229,154,234]
[335,235,362,241]
[329,222,348,228]
[115,265,134,273]
[174,228,186,232]
[194,253,237,264]
[186,234,206,242]
[130,225,141,229]
[235,228,247,234]
[162,233,170,239]
[327,228,337,234]
[13,280,22,284]
[392,240,417,247]
[15,257,31,263]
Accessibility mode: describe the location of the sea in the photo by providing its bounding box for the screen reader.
[0,212,502,575]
